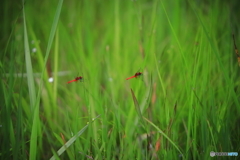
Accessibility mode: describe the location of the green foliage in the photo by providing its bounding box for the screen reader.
[1,0,240,159]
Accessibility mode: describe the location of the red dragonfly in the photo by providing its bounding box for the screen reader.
[67,76,83,83]
[126,72,142,80]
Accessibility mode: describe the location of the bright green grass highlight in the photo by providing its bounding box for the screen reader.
[1,0,240,159]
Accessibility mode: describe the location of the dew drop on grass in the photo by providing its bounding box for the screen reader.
[48,77,54,83]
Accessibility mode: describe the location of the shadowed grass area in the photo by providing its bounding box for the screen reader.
[1,0,240,159]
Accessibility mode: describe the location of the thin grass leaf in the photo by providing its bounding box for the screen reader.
[49,115,101,160]
[159,1,187,67]
[29,105,40,160]
[154,52,166,98]
[13,71,24,160]
[45,0,63,60]
[143,117,185,159]
[53,29,59,103]
[130,89,146,128]
[27,0,63,159]
[206,120,217,152]
[141,0,158,69]
[23,3,40,160]
[23,2,36,112]
[36,0,63,112]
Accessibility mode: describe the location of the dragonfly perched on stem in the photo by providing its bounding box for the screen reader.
[67,76,83,83]
[126,72,143,80]
[232,34,240,66]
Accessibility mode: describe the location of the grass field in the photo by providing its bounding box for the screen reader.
[1,0,240,159]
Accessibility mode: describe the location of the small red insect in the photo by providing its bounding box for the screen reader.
[67,76,83,83]
[126,72,142,80]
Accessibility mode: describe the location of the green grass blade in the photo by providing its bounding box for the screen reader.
[23,2,36,112]
[206,120,217,151]
[29,105,40,160]
[23,2,40,160]
[53,29,59,104]
[130,89,146,128]
[144,117,184,159]
[27,0,63,159]
[45,0,63,64]
[159,0,188,70]
[13,73,24,160]
[154,52,166,98]
[36,0,63,106]
[49,115,101,160]
[141,0,158,70]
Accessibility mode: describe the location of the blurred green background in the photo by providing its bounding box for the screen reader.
[1,0,240,159]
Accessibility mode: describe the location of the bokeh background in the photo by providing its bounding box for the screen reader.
[1,0,240,159]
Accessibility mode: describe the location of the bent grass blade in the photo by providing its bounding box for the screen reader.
[130,89,146,127]
[49,115,101,160]
[144,117,185,159]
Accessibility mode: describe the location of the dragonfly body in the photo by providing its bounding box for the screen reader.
[67,76,83,83]
[126,72,142,80]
